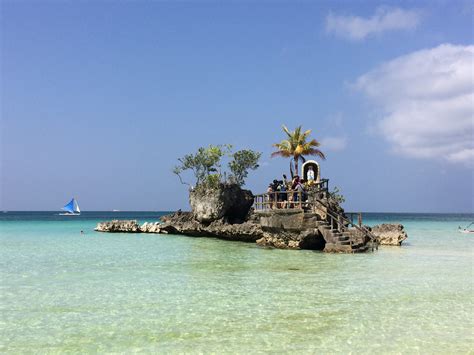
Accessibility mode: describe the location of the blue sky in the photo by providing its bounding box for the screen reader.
[1,0,473,212]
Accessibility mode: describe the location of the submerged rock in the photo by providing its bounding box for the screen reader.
[95,220,141,233]
[371,223,408,246]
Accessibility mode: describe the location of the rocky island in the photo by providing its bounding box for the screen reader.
[95,186,407,252]
[95,126,408,253]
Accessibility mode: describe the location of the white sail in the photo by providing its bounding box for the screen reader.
[73,199,81,213]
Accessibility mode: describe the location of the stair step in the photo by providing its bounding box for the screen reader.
[336,240,351,246]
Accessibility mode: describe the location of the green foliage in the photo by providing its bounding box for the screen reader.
[173,144,231,186]
[228,150,262,186]
[173,145,261,189]
[329,186,345,205]
[204,174,221,189]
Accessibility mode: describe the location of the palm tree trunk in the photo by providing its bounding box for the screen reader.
[294,158,299,178]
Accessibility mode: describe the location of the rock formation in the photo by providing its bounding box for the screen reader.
[95,220,141,233]
[141,222,165,233]
[94,216,405,252]
[189,184,253,223]
[158,211,263,242]
[94,184,406,253]
[371,223,408,246]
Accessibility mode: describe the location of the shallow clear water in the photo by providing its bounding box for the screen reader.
[1,212,473,353]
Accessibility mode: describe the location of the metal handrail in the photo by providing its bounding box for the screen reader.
[315,199,377,251]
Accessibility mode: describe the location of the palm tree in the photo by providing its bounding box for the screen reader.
[271,125,326,177]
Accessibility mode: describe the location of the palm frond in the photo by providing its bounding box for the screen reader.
[302,129,312,140]
[305,148,326,160]
[294,126,302,140]
[271,150,292,158]
[282,125,292,138]
[272,125,326,163]
[307,138,321,147]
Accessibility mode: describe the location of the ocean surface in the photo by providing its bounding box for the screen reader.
[1,211,473,353]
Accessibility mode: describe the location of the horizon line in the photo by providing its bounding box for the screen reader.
[2,210,473,215]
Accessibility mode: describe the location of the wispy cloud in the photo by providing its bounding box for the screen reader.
[326,7,421,41]
[354,44,474,166]
[320,136,347,152]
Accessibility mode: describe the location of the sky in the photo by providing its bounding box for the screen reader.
[1,0,473,213]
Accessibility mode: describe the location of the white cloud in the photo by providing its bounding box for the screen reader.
[320,136,347,152]
[354,44,474,166]
[326,7,421,41]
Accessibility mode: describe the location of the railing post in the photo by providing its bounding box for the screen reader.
[338,215,343,232]
[358,213,362,227]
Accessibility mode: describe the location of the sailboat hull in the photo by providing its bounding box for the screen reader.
[58,213,81,216]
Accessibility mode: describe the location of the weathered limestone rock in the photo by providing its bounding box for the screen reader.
[371,223,408,246]
[189,184,253,223]
[141,222,165,233]
[95,220,141,233]
[159,211,263,242]
[256,231,301,249]
[255,228,326,250]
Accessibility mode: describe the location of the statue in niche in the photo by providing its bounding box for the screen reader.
[307,166,315,181]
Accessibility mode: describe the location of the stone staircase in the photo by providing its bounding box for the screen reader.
[297,208,375,253]
[318,220,372,253]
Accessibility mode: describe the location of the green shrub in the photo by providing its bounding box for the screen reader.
[173,145,261,189]
[228,150,262,186]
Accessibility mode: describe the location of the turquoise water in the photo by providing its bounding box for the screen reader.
[1,212,473,353]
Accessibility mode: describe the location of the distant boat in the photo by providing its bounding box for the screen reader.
[458,222,474,234]
[59,198,81,216]
[112,209,120,212]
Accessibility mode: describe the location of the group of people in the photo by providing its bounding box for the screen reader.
[266,174,308,209]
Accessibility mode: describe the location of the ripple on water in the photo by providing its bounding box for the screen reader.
[0,213,473,353]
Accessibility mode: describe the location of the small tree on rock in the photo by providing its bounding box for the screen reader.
[228,150,262,186]
[173,145,261,189]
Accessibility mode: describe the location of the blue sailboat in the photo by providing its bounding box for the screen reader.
[60,198,81,216]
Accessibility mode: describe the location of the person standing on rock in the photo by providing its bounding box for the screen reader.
[267,184,275,209]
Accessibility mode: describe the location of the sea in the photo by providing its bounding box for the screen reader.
[1,211,473,353]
